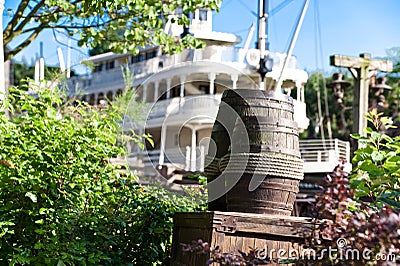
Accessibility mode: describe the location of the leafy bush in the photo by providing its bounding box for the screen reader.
[0,85,204,265]
[351,109,400,207]
[301,163,400,265]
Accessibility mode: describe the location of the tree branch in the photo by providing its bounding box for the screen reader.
[3,0,46,46]
[3,0,30,40]
[51,29,88,57]
[49,21,111,29]
[14,0,45,33]
[5,24,46,61]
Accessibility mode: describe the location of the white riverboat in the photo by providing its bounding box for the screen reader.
[67,6,351,181]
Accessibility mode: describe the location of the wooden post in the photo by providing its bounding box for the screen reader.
[330,53,393,136]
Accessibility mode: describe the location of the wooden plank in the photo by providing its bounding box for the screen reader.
[330,54,393,72]
[254,238,265,255]
[172,212,310,266]
[242,234,256,255]
[235,236,243,254]
[213,212,317,238]
[222,232,232,254]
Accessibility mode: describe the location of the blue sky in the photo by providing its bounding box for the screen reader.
[4,0,400,74]
[213,0,400,72]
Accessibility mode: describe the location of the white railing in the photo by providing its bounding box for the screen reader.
[299,138,351,173]
[136,145,206,173]
[67,45,303,95]
[147,94,222,120]
[130,139,351,175]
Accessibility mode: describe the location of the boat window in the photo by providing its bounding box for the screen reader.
[105,61,115,70]
[170,85,180,98]
[146,50,157,60]
[199,9,207,21]
[198,84,210,94]
[131,55,140,63]
[94,64,102,72]
[138,53,146,62]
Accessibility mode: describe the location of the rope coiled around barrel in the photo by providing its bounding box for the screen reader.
[204,155,221,177]
[205,152,304,180]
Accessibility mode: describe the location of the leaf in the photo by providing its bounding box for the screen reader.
[377,195,400,208]
[154,227,164,233]
[371,150,385,163]
[57,260,66,266]
[350,133,368,140]
[34,242,44,249]
[143,133,154,148]
[364,127,374,134]
[25,192,37,203]
[371,131,382,141]
[359,161,380,172]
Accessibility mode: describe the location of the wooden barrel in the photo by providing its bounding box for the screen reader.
[217,89,304,215]
[205,91,248,211]
[222,89,300,157]
[204,112,230,211]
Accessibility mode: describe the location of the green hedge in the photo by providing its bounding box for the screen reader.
[0,86,204,265]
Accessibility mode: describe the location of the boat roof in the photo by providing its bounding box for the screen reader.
[87,30,240,63]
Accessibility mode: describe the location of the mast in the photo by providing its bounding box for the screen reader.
[257,0,272,90]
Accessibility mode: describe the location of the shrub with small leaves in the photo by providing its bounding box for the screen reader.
[0,85,204,265]
[351,109,400,208]
[300,162,400,266]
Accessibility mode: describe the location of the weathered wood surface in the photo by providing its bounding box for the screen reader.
[170,212,316,266]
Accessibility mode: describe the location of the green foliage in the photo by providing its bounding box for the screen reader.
[0,85,204,265]
[4,0,221,61]
[111,64,149,129]
[300,165,400,265]
[351,109,400,207]
[12,62,64,87]
[303,72,354,139]
[187,174,207,185]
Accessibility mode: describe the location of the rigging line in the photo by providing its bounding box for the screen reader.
[316,74,326,143]
[312,0,325,142]
[275,0,310,92]
[243,0,296,18]
[315,0,332,140]
[237,0,257,17]
[313,0,319,70]
[314,0,332,140]
[316,0,324,71]
[269,0,295,17]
